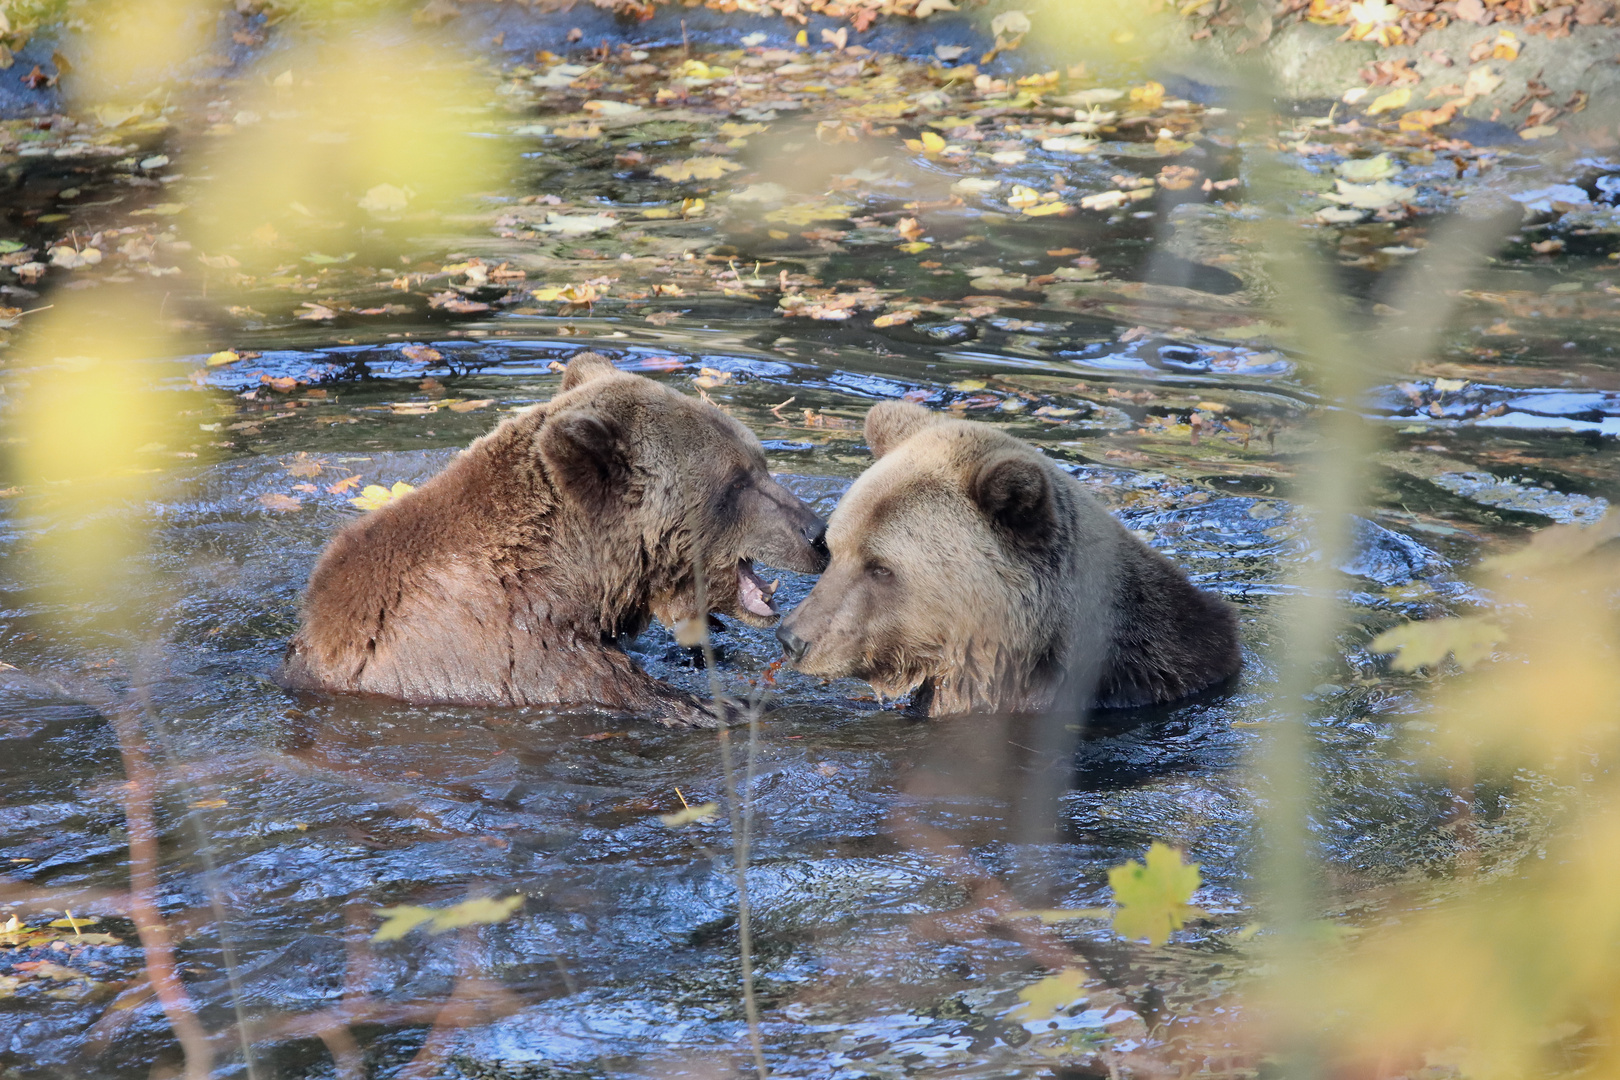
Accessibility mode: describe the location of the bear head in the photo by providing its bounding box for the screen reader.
[775,400,1082,708]
[539,353,830,631]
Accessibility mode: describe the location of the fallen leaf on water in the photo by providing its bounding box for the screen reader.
[327,474,362,494]
[552,122,602,139]
[1338,153,1397,182]
[296,303,339,321]
[47,916,98,929]
[283,452,325,478]
[258,494,302,512]
[187,798,229,809]
[1008,967,1088,1022]
[400,344,442,364]
[659,802,719,827]
[533,212,619,236]
[1108,842,1205,946]
[373,895,524,942]
[351,481,415,511]
[130,202,186,217]
[582,99,642,117]
[1129,80,1165,108]
[653,156,742,182]
[206,350,240,367]
[873,310,919,327]
[426,292,491,314]
[1321,179,1416,210]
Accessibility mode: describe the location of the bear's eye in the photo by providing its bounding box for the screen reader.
[867,563,893,579]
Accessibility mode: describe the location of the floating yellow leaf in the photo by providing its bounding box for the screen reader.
[47,916,99,929]
[1108,842,1204,946]
[897,241,932,253]
[764,202,855,226]
[206,350,240,367]
[373,895,524,942]
[1129,80,1165,108]
[1008,967,1088,1022]
[1022,201,1070,217]
[1338,153,1397,182]
[258,494,302,513]
[1370,616,1507,671]
[1004,907,1111,923]
[660,802,719,827]
[350,481,415,511]
[653,156,743,182]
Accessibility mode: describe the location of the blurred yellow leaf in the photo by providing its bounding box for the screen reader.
[1107,842,1204,946]
[373,895,523,942]
[1480,511,1620,576]
[1366,87,1412,115]
[206,350,240,367]
[764,202,855,226]
[1022,202,1070,217]
[357,183,411,215]
[660,802,719,826]
[1004,907,1111,922]
[1129,80,1165,107]
[654,156,742,182]
[1371,616,1507,672]
[350,481,415,511]
[990,9,1033,38]
[1339,153,1397,182]
[1008,967,1087,1022]
[258,494,302,513]
[47,916,98,929]
[897,241,932,253]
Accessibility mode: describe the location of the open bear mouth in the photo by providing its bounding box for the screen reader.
[736,559,781,618]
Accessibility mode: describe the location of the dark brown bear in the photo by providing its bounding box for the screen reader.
[775,401,1241,716]
[281,352,828,726]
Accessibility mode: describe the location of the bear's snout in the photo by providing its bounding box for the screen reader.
[751,478,830,574]
[776,623,811,664]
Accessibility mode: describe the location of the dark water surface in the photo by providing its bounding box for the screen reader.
[2,37,1619,1078]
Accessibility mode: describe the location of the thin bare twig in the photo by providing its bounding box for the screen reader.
[693,558,771,1080]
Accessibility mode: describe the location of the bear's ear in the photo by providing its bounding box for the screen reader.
[865,401,942,459]
[559,351,620,392]
[970,453,1056,543]
[539,409,632,513]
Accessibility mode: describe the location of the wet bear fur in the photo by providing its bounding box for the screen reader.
[281,352,829,725]
[776,401,1241,716]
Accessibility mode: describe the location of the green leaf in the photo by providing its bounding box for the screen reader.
[1107,842,1204,946]
[373,895,524,942]
[0,240,23,254]
[1369,616,1507,672]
